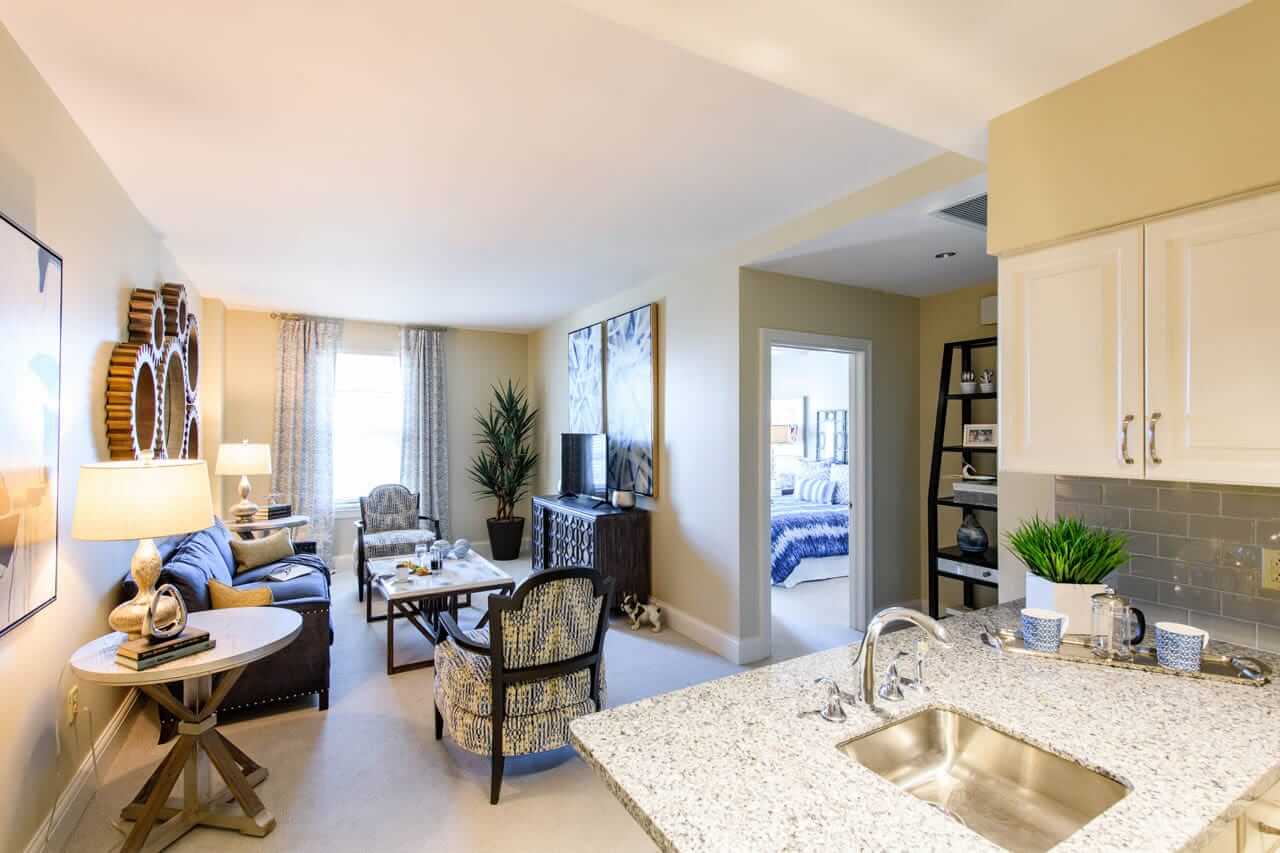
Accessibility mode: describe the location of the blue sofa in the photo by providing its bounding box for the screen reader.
[120,518,332,714]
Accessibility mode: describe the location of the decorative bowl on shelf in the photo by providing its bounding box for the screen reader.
[959,381,978,394]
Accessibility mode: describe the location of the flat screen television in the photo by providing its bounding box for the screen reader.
[561,433,608,499]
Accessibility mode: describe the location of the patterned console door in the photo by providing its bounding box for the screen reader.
[549,511,595,568]
[531,496,651,608]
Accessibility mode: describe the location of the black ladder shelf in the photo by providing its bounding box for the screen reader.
[927,336,998,619]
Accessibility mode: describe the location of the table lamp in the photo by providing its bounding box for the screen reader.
[215,441,272,522]
[72,458,213,637]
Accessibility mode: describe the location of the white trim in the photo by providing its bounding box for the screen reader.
[24,688,140,853]
[758,330,874,662]
[649,596,749,664]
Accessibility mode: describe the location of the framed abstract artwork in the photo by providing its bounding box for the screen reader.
[0,210,62,638]
[567,322,604,433]
[605,303,657,496]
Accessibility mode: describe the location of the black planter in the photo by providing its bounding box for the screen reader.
[487,516,525,561]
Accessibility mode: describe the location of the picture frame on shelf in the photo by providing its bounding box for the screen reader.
[962,423,998,449]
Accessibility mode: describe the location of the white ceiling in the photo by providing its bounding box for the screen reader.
[0,1,1244,329]
[752,174,996,297]
[565,0,1247,158]
[0,0,938,330]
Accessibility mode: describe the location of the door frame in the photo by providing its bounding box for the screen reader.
[758,329,873,655]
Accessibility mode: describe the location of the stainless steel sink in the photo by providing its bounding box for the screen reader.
[837,707,1128,853]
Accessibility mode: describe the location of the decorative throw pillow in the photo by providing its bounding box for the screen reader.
[795,459,832,481]
[830,464,851,505]
[796,477,837,504]
[209,579,273,609]
[228,530,295,573]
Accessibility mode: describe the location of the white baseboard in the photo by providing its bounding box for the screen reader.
[649,596,750,664]
[24,688,140,853]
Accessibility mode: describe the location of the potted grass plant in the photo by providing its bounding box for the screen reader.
[1005,516,1129,630]
[467,381,538,561]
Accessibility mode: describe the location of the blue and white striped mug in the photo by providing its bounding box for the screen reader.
[1021,608,1069,652]
[1155,622,1209,672]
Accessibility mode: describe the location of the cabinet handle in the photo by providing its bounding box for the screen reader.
[1120,415,1135,465]
[1148,412,1163,465]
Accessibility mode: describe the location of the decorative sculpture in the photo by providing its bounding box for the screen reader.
[621,593,663,633]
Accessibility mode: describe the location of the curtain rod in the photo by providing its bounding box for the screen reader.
[269,311,448,332]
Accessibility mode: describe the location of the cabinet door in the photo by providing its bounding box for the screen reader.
[999,227,1144,476]
[1146,191,1280,485]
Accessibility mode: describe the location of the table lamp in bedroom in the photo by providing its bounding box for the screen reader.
[72,458,213,638]
[215,440,272,522]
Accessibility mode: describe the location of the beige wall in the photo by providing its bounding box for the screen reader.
[739,269,922,626]
[220,310,529,560]
[0,23,194,851]
[988,0,1280,255]
[917,282,997,612]
[529,152,982,662]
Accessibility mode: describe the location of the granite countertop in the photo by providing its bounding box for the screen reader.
[570,603,1280,852]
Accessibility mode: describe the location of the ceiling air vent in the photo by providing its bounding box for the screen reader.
[931,193,987,231]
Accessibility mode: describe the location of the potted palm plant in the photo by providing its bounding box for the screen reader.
[468,381,538,561]
[1005,516,1129,630]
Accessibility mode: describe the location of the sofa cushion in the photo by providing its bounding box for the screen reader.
[233,561,329,605]
[210,579,273,608]
[143,523,237,611]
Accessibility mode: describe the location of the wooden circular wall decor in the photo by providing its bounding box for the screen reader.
[105,283,201,461]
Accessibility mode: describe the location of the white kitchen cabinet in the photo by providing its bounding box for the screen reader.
[1000,188,1280,486]
[1145,191,1280,485]
[998,226,1144,477]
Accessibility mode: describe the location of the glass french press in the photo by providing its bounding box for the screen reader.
[1091,589,1147,660]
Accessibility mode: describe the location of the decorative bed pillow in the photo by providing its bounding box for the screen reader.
[796,477,838,504]
[795,459,832,480]
[830,464,851,505]
[228,530,295,574]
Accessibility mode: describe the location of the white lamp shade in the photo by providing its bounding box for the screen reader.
[72,459,214,541]
[215,442,272,476]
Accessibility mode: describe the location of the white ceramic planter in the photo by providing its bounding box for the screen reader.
[1024,573,1107,635]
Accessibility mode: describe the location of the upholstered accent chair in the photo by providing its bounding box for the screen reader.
[356,483,441,604]
[434,567,613,804]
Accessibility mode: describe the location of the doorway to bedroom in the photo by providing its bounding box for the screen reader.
[762,332,870,660]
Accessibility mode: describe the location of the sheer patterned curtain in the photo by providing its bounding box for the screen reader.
[400,327,449,539]
[272,317,343,558]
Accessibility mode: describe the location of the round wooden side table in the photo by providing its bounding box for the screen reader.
[70,607,302,853]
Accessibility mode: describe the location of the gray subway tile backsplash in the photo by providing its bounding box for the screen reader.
[1056,476,1280,652]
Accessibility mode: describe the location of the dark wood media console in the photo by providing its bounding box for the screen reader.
[531,495,651,606]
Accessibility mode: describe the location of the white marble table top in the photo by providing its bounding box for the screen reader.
[370,552,514,602]
[223,514,310,534]
[70,607,302,686]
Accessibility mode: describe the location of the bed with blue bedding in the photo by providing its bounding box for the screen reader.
[770,495,849,587]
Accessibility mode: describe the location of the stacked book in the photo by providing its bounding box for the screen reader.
[252,503,293,521]
[952,479,998,506]
[116,628,215,671]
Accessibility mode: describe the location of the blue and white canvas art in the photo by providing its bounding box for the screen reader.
[567,322,603,433]
[0,212,62,638]
[606,304,656,496]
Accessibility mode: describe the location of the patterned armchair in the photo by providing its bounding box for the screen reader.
[434,567,613,804]
[356,483,441,605]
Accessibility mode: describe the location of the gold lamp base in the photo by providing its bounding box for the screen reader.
[110,537,182,639]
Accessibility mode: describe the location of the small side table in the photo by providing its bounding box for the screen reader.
[70,608,302,853]
[223,514,310,541]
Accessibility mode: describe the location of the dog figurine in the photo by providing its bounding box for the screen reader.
[621,594,663,632]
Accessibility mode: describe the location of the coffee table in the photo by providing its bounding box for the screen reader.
[69,607,302,852]
[368,553,515,675]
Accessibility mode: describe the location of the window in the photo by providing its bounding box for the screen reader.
[333,352,403,505]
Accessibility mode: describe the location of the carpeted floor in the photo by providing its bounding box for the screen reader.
[58,551,746,853]
[771,572,863,661]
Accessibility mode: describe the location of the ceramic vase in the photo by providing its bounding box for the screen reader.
[1024,573,1107,633]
